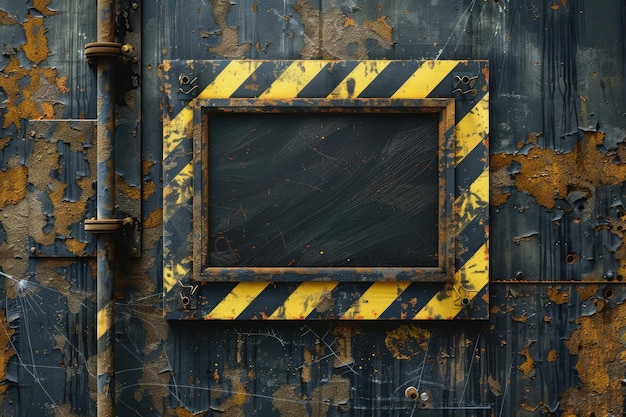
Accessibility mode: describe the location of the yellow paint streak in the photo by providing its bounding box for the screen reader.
[21,15,49,65]
[259,61,328,99]
[328,61,390,99]
[163,259,190,292]
[413,242,488,319]
[163,105,193,155]
[97,300,114,340]
[270,281,339,319]
[455,168,489,230]
[341,282,411,319]
[0,165,27,208]
[392,60,458,99]
[205,282,269,319]
[163,162,193,207]
[455,94,489,163]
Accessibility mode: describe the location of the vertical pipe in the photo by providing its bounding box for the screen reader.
[95,1,117,416]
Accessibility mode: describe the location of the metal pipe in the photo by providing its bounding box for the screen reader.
[85,1,121,416]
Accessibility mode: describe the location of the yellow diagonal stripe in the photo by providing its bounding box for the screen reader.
[97,300,114,340]
[391,60,458,99]
[412,242,489,320]
[205,282,270,319]
[455,168,489,230]
[327,61,391,98]
[341,282,412,319]
[163,105,193,156]
[455,93,489,164]
[198,60,264,99]
[163,161,193,207]
[269,281,339,319]
[259,61,328,99]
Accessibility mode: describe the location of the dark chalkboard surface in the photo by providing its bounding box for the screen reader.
[208,112,440,268]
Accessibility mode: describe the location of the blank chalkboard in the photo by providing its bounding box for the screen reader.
[208,111,440,268]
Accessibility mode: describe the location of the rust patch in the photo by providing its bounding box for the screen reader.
[487,374,501,396]
[175,407,205,417]
[0,310,15,396]
[385,324,431,360]
[208,0,251,58]
[0,165,27,208]
[293,0,393,59]
[546,349,559,362]
[22,15,49,65]
[491,131,626,209]
[546,287,569,304]
[561,300,626,414]
[143,208,163,228]
[332,325,357,367]
[272,374,350,416]
[32,0,59,17]
[517,344,536,379]
[362,16,393,45]
[0,9,17,24]
[576,284,598,301]
[0,56,65,129]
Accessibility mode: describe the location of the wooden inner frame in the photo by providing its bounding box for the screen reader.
[191,98,456,282]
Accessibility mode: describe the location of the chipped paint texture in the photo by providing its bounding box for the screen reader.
[0,0,625,416]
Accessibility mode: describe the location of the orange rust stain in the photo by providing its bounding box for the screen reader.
[0,56,62,129]
[385,324,430,360]
[21,15,49,65]
[301,349,312,383]
[546,287,569,304]
[490,131,626,209]
[550,3,559,10]
[33,0,60,16]
[546,349,559,362]
[517,345,535,379]
[561,300,626,415]
[0,166,27,208]
[64,238,88,255]
[576,285,598,301]
[362,16,393,45]
[116,174,141,200]
[332,325,357,367]
[175,407,206,417]
[56,76,70,93]
[142,158,155,176]
[0,9,18,24]
[343,15,356,28]
[0,310,15,395]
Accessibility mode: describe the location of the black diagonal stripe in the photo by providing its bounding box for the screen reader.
[308,282,374,319]
[377,283,443,319]
[230,61,291,98]
[236,282,299,319]
[455,141,488,194]
[296,61,359,98]
[197,282,240,312]
[455,214,488,270]
[454,283,489,320]
[358,61,421,98]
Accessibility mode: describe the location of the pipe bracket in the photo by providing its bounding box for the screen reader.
[85,41,123,61]
[85,218,123,233]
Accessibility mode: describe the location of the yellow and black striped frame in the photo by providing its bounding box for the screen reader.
[162,60,489,320]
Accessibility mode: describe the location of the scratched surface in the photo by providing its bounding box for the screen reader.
[0,0,625,416]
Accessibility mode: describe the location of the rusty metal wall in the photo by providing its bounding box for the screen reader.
[0,0,625,416]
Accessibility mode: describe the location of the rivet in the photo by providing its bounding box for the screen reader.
[404,386,418,400]
[30,247,36,254]
[131,2,139,9]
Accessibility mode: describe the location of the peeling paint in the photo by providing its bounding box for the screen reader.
[385,324,430,360]
[491,131,626,209]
